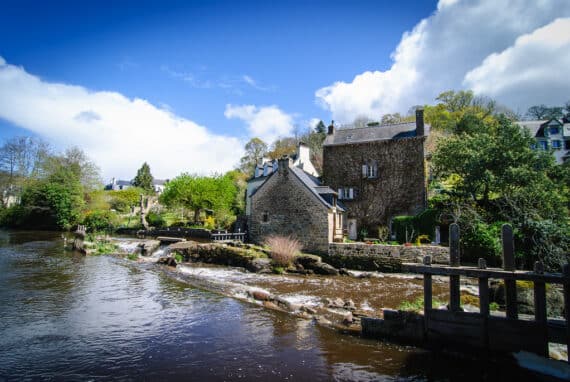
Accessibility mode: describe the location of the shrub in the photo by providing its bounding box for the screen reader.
[203,216,216,230]
[83,210,120,232]
[146,211,166,228]
[392,215,416,243]
[264,235,301,267]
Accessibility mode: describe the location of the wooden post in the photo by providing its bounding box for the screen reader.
[534,280,548,357]
[449,223,460,267]
[424,273,432,341]
[502,224,517,320]
[479,277,490,317]
[502,224,515,271]
[449,223,461,311]
[562,264,570,363]
[479,276,490,349]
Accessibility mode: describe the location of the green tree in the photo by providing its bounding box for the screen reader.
[431,113,569,269]
[132,162,154,192]
[239,138,268,175]
[315,120,326,134]
[109,187,144,213]
[21,165,85,230]
[160,173,237,226]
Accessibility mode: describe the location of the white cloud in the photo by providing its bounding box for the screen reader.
[316,0,570,123]
[0,57,243,181]
[464,18,570,107]
[224,104,294,144]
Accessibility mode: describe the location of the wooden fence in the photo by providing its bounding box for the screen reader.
[403,223,569,361]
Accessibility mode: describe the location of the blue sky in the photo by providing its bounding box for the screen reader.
[1,0,569,179]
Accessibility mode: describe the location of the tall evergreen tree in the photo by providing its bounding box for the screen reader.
[132,162,154,193]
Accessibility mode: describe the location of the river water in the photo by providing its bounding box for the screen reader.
[0,230,535,381]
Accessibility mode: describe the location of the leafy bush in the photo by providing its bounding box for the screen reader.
[460,220,504,266]
[109,187,143,212]
[392,216,416,243]
[203,216,216,230]
[146,211,166,228]
[83,210,120,232]
[264,235,301,267]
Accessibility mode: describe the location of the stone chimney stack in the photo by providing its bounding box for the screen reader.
[327,120,335,135]
[278,155,290,174]
[415,109,425,137]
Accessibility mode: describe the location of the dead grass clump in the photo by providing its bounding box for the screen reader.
[264,235,301,267]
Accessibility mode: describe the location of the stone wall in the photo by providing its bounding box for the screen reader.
[249,164,331,254]
[322,137,426,231]
[323,243,449,272]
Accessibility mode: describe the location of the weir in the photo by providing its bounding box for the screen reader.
[363,223,570,365]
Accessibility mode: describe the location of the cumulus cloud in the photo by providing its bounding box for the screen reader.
[316,0,570,123]
[224,104,294,144]
[0,57,243,180]
[464,18,570,107]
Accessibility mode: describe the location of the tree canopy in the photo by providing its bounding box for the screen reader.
[239,138,268,175]
[132,162,154,192]
[160,173,237,225]
[431,112,569,270]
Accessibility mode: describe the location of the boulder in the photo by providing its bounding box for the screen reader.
[247,258,272,273]
[157,256,177,267]
[137,240,161,256]
[250,290,271,301]
[295,254,339,275]
[311,262,339,276]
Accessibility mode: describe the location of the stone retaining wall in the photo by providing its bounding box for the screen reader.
[323,243,449,272]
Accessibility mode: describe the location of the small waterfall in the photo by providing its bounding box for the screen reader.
[150,245,168,258]
[115,240,140,254]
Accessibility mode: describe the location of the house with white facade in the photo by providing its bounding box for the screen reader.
[517,118,570,163]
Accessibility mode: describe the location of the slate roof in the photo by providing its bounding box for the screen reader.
[289,166,344,211]
[517,120,548,138]
[250,165,344,212]
[323,122,428,146]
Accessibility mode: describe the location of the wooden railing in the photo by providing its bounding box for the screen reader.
[403,223,570,361]
[211,232,246,242]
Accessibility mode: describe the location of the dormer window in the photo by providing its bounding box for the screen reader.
[362,160,378,179]
[550,127,560,135]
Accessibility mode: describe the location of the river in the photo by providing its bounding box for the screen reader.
[0,230,535,381]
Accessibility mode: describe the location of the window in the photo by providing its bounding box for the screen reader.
[362,160,378,179]
[539,141,548,150]
[565,140,570,150]
[262,212,269,223]
[338,187,357,200]
[552,140,562,149]
[549,127,560,135]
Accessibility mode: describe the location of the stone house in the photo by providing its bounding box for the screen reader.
[246,142,319,215]
[248,157,344,254]
[517,118,570,164]
[322,109,428,240]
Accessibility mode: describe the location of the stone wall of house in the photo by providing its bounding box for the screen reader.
[249,165,331,254]
[322,137,426,232]
[323,243,449,272]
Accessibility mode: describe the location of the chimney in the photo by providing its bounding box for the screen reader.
[297,142,310,165]
[415,109,425,137]
[278,155,290,174]
[327,120,335,135]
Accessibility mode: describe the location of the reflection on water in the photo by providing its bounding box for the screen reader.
[0,230,535,381]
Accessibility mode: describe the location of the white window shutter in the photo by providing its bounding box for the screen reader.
[349,188,354,199]
[362,165,367,177]
[338,188,343,199]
